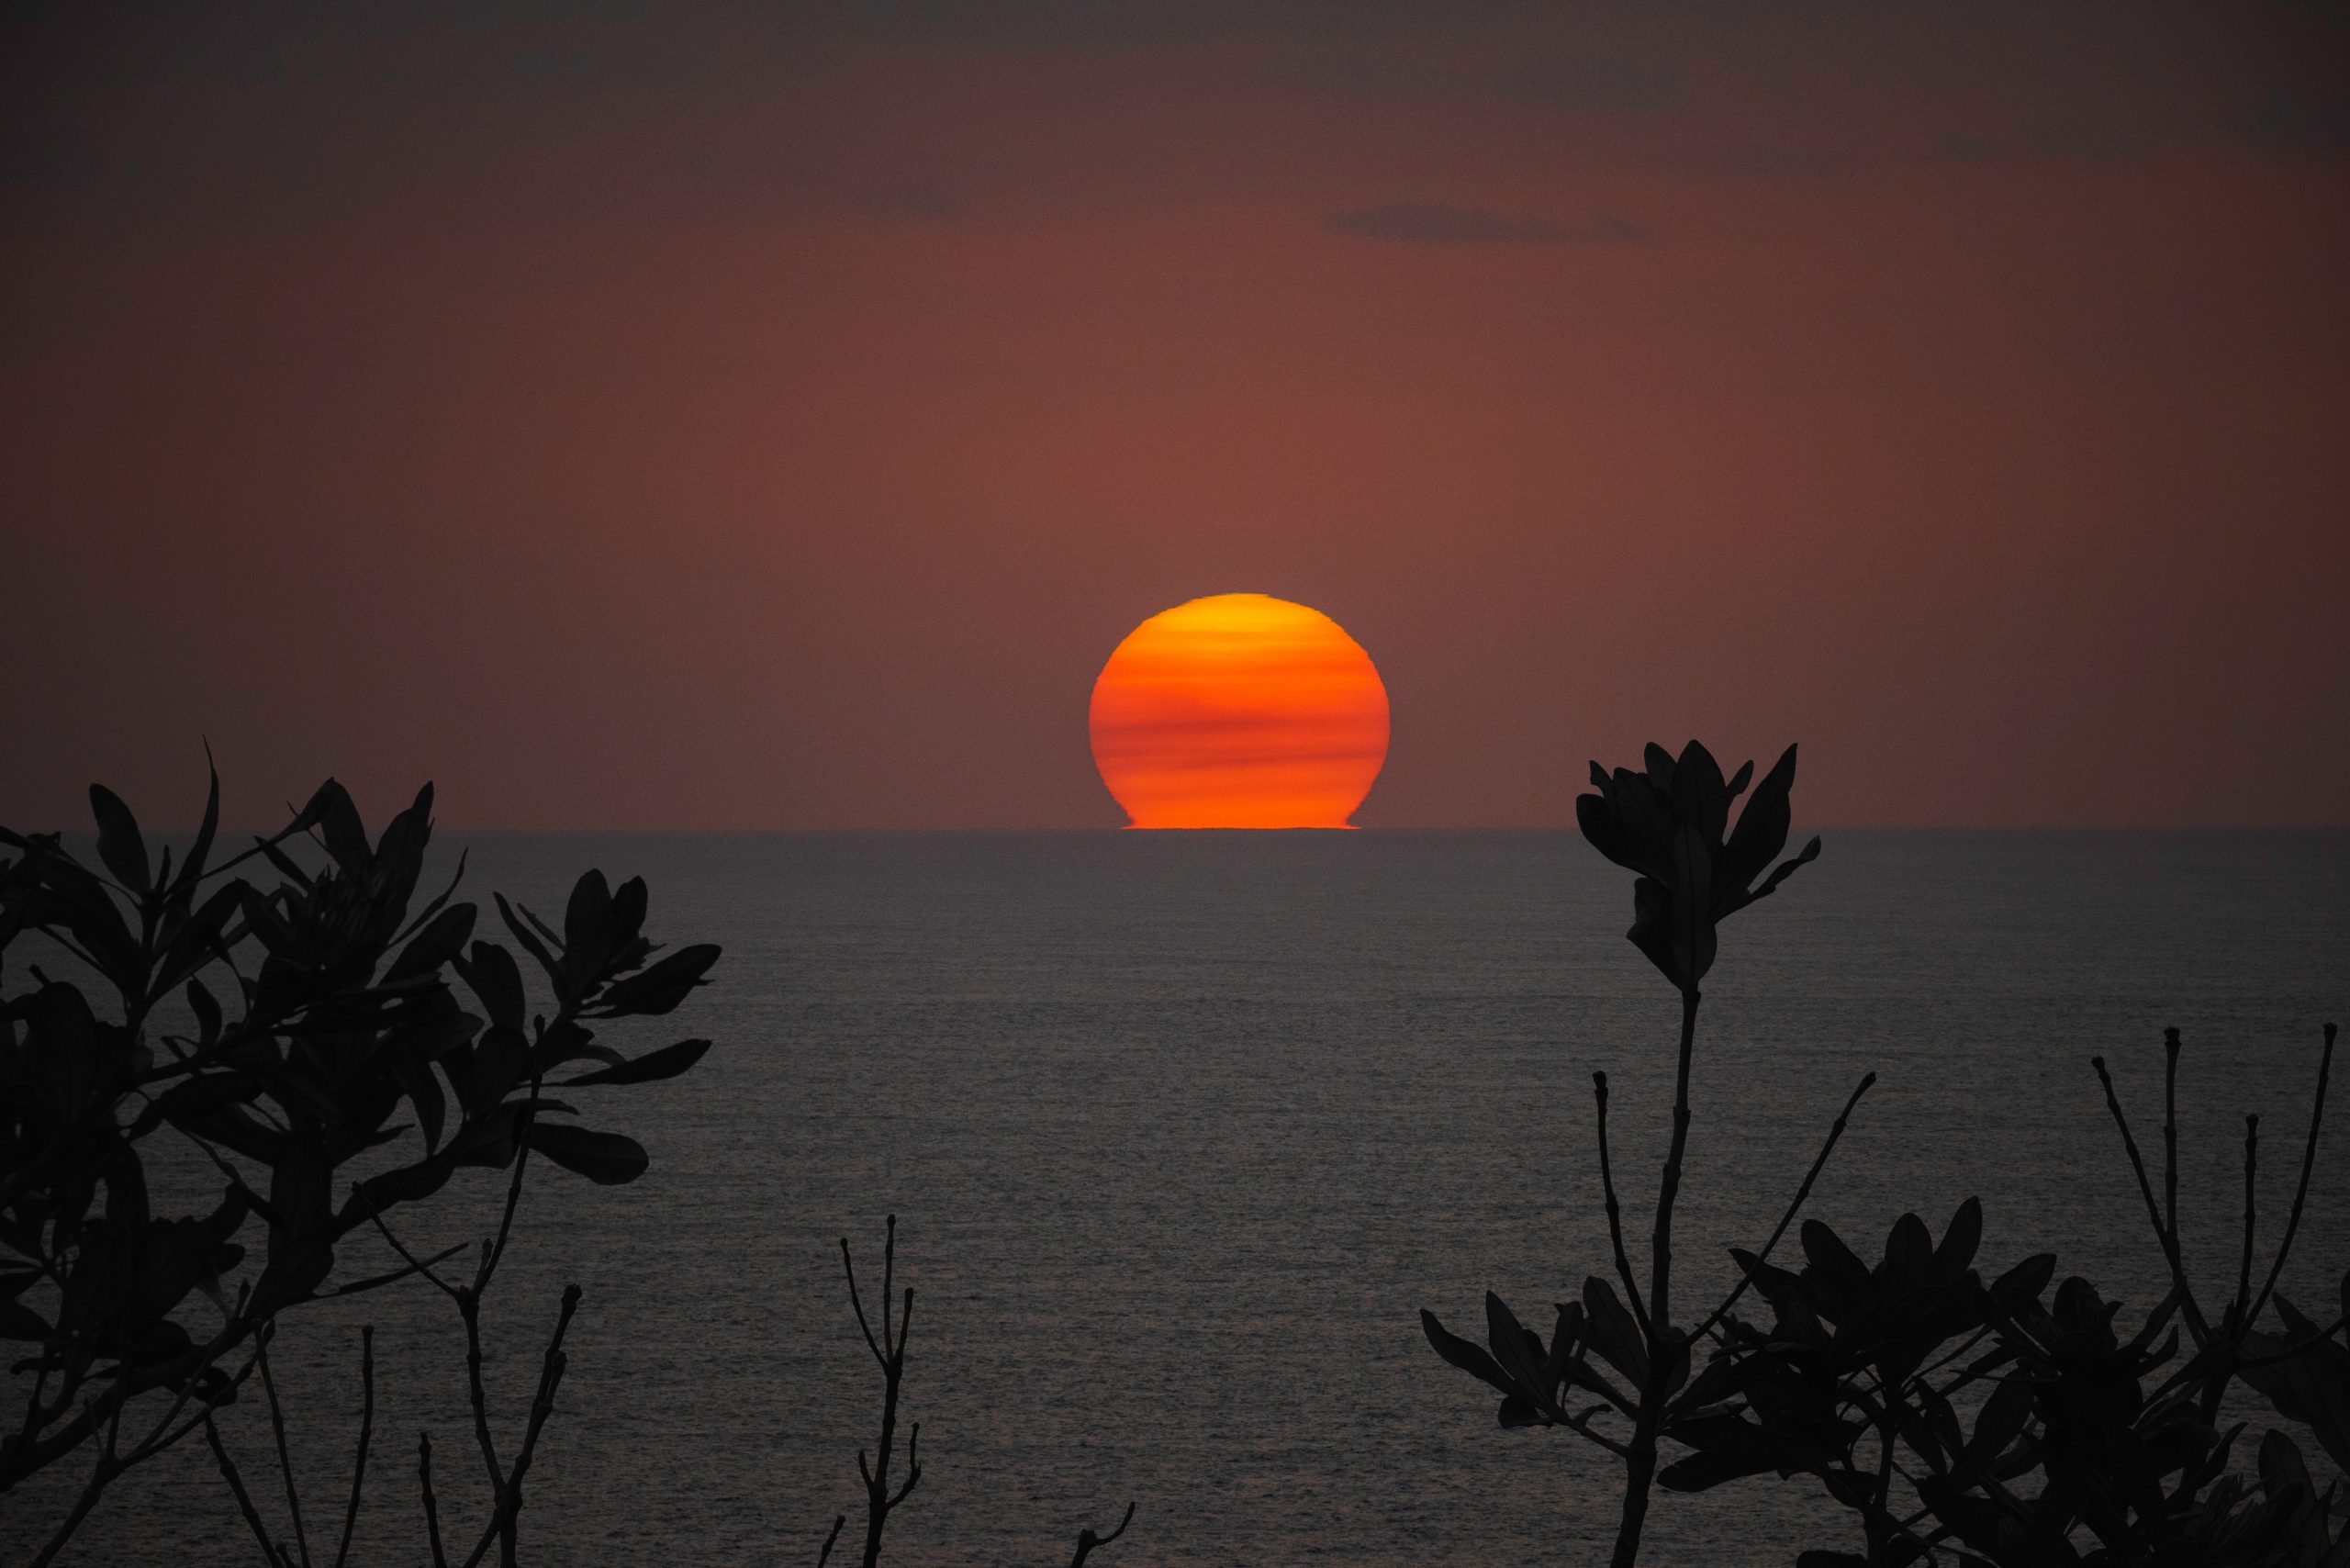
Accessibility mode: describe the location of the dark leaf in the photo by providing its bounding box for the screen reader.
[393,1056,447,1153]
[1656,1414,1795,1491]
[1670,823,1717,987]
[1643,742,1676,793]
[174,750,221,895]
[314,782,368,870]
[1963,1377,2034,1470]
[610,875,648,946]
[2258,1428,2313,1502]
[384,903,477,987]
[559,1038,711,1086]
[528,1123,648,1185]
[1583,1275,1649,1387]
[456,941,526,1032]
[1673,739,1730,842]
[563,870,616,987]
[151,1072,264,1131]
[1745,837,1822,909]
[1422,1308,1526,1403]
[1989,1252,2056,1306]
[1931,1198,1984,1284]
[0,1294,50,1341]
[1495,1393,1546,1428]
[1884,1212,1934,1290]
[1484,1293,1552,1409]
[588,945,721,1017]
[186,976,222,1047]
[149,882,241,1002]
[1802,1220,1871,1312]
[1719,744,1797,893]
[87,785,150,894]
[494,894,564,991]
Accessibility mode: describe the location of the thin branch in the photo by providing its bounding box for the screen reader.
[419,1432,450,1568]
[205,1413,294,1568]
[331,1327,375,1568]
[357,1192,465,1301]
[459,1292,505,1500]
[2090,1055,2213,1344]
[1558,1403,1633,1461]
[816,1514,847,1567]
[480,1085,541,1288]
[120,1337,268,1470]
[336,1238,471,1300]
[456,1283,582,1568]
[880,1215,897,1359]
[257,1328,314,1568]
[886,1422,923,1507]
[2244,1021,2336,1333]
[2163,1027,2182,1265]
[1592,1072,1652,1338]
[1609,986,1703,1568]
[1687,1071,1877,1348]
[1069,1501,1137,1567]
[2232,1114,2260,1327]
[28,1450,119,1568]
[841,1238,882,1363]
[1648,989,1701,1333]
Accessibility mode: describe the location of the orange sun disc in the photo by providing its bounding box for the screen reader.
[1088,593,1391,829]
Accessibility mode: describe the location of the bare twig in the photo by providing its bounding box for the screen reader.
[1069,1501,1137,1566]
[841,1237,882,1363]
[816,1514,847,1566]
[28,1452,119,1568]
[839,1217,922,1568]
[460,1293,506,1499]
[457,1283,582,1568]
[480,1087,541,1287]
[2162,1027,2182,1265]
[1610,986,1702,1568]
[2091,1055,2214,1346]
[118,1329,268,1471]
[419,1432,450,1568]
[2232,1114,2259,1327]
[331,1327,375,1568]
[2244,1022,2336,1333]
[1688,1071,1877,1349]
[257,1327,314,1568]
[1592,1072,1652,1338]
[357,1193,466,1301]
[206,1413,294,1568]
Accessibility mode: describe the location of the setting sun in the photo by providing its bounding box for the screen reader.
[1088,593,1391,829]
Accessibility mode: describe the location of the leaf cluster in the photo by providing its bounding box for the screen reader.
[0,767,720,1558]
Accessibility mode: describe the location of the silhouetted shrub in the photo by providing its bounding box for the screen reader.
[0,767,718,1563]
[1421,740,2349,1567]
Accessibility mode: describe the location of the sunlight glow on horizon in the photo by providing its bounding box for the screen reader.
[1088,594,1391,829]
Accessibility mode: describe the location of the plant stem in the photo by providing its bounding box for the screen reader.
[1609,986,1701,1568]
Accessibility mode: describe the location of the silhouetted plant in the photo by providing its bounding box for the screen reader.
[1653,1025,2345,1566]
[1418,742,2349,1566]
[1422,739,1844,1567]
[0,766,718,1562]
[819,1216,1136,1568]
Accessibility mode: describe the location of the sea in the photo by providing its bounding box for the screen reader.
[11,829,2349,1566]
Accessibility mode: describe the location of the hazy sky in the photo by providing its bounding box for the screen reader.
[5,2,2346,829]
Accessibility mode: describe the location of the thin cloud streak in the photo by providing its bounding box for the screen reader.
[1326,202,1651,244]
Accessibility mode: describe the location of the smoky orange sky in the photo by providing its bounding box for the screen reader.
[3,3,2346,829]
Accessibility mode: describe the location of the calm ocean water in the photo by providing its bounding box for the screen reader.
[16,829,2350,1566]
